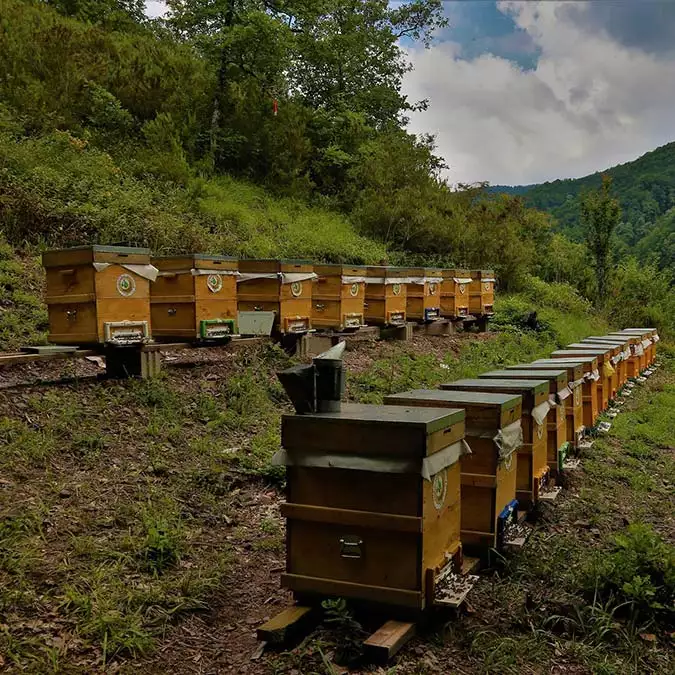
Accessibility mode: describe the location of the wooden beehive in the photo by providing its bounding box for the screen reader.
[279,403,466,611]
[439,379,549,509]
[237,259,315,334]
[468,270,495,316]
[551,349,612,413]
[507,362,585,447]
[150,254,237,340]
[581,337,631,387]
[401,267,443,322]
[312,264,366,331]
[605,333,643,377]
[384,390,521,553]
[42,245,155,345]
[620,328,658,368]
[567,343,621,401]
[532,357,599,430]
[479,369,568,475]
[439,269,472,319]
[364,267,407,326]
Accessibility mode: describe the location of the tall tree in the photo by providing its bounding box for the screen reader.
[580,175,621,307]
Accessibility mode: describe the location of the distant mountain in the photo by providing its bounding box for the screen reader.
[491,142,675,269]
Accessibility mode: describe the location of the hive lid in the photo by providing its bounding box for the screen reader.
[153,253,236,262]
[440,378,549,395]
[567,343,619,353]
[551,349,608,358]
[582,337,629,344]
[385,389,521,411]
[42,244,151,267]
[481,369,567,386]
[605,333,641,343]
[282,402,464,433]
[313,263,368,275]
[533,357,597,369]
[508,362,585,377]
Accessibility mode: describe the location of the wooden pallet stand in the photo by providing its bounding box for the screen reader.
[104,343,161,379]
[380,321,414,341]
[364,620,416,663]
[256,605,317,645]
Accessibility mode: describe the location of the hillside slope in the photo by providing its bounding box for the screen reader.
[493,141,675,262]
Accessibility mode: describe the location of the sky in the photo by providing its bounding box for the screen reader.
[403,1,675,185]
[145,1,675,186]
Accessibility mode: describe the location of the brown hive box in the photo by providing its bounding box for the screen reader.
[551,349,612,413]
[42,245,155,345]
[479,369,569,475]
[364,266,407,326]
[508,361,586,446]
[384,390,522,553]
[605,333,642,377]
[619,328,658,368]
[468,270,495,316]
[439,269,472,319]
[581,337,631,386]
[439,379,549,509]
[567,343,621,402]
[150,254,238,340]
[237,259,315,334]
[311,264,366,331]
[278,403,466,610]
[400,267,443,322]
[532,357,599,429]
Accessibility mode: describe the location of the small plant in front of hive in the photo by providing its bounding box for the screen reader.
[321,598,367,666]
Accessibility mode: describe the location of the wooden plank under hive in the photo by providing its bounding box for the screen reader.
[237,259,315,334]
[150,254,237,340]
[311,264,366,331]
[364,267,407,326]
[42,245,155,345]
[439,269,471,319]
[439,379,549,509]
[384,389,521,554]
[550,349,611,415]
[507,361,585,448]
[604,333,642,378]
[468,270,495,317]
[400,267,443,322]
[479,369,569,476]
[566,344,621,402]
[580,337,632,386]
[279,403,466,611]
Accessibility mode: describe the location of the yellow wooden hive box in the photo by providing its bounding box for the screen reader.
[42,245,156,345]
[400,267,443,322]
[619,328,658,368]
[439,269,471,319]
[237,259,315,334]
[278,403,466,611]
[479,369,569,476]
[468,270,496,316]
[311,264,366,331]
[581,337,632,387]
[550,349,612,414]
[150,254,238,340]
[532,357,599,430]
[440,379,549,509]
[384,389,522,553]
[605,333,642,377]
[364,266,407,326]
[509,361,585,448]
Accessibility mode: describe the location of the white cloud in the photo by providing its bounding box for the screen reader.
[145,1,167,19]
[403,1,675,185]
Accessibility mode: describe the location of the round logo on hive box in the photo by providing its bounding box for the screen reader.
[432,469,447,510]
[207,274,223,293]
[116,273,136,297]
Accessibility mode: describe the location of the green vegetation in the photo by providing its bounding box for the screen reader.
[500,140,675,263]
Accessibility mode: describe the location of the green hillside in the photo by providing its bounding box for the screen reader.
[496,142,675,267]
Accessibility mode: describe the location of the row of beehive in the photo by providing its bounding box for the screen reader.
[42,246,496,344]
[277,329,659,611]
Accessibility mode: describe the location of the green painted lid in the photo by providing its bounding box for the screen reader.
[440,378,549,395]
[286,402,464,433]
[385,389,521,410]
[481,369,566,384]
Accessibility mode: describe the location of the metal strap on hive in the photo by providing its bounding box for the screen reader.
[92,262,159,282]
[364,276,415,284]
[271,439,471,481]
[586,369,601,381]
[341,275,367,284]
[452,277,473,284]
[481,277,497,283]
[641,338,652,348]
